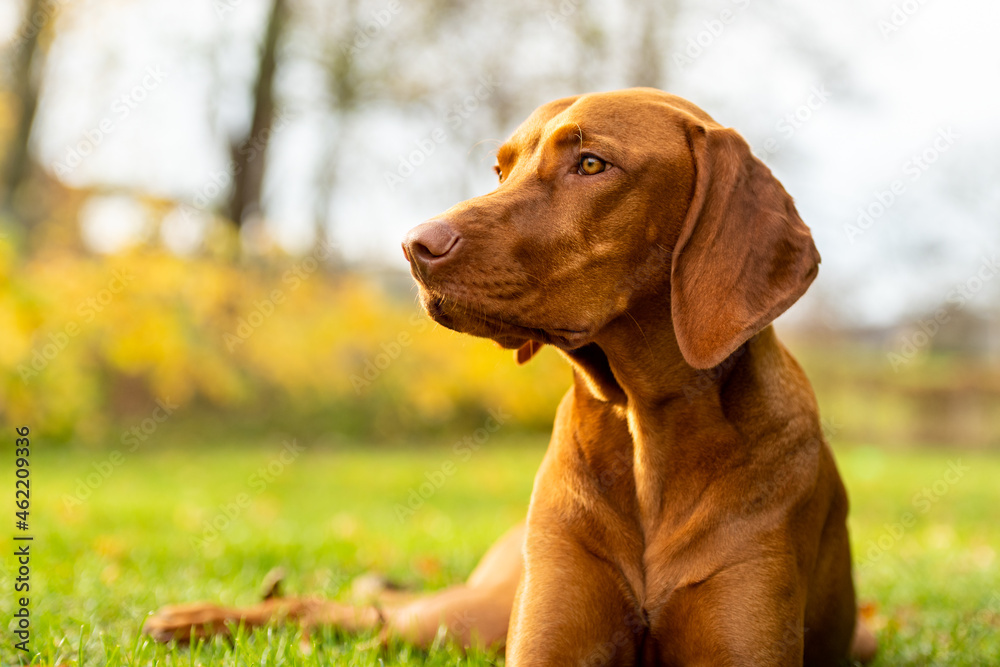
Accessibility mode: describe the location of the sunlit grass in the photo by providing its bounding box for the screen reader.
[2,434,998,665]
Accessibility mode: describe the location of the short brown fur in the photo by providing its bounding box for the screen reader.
[146,88,875,666]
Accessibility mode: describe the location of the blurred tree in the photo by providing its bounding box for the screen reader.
[299,0,364,248]
[227,0,288,231]
[627,0,677,89]
[2,0,48,225]
[293,0,481,242]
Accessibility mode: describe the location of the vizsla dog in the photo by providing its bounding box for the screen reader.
[147,88,876,665]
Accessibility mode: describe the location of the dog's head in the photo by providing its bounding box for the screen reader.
[402,88,819,369]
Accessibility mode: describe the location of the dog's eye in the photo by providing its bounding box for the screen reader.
[578,155,608,176]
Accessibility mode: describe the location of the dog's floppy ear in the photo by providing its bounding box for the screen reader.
[515,340,543,365]
[670,124,820,369]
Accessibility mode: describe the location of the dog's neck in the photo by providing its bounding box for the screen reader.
[568,307,747,407]
[564,310,752,531]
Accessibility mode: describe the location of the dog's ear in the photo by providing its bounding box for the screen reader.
[515,340,543,365]
[670,125,820,369]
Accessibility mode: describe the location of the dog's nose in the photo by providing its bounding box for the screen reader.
[402,220,460,272]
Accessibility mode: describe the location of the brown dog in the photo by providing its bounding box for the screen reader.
[146,88,876,665]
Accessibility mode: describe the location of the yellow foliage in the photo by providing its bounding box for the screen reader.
[0,242,570,442]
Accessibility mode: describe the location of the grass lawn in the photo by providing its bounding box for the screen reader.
[2,433,998,666]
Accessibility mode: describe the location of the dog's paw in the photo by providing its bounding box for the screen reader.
[143,602,243,643]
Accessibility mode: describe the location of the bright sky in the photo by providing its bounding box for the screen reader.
[2,0,998,326]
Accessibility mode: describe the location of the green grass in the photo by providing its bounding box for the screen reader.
[2,434,998,666]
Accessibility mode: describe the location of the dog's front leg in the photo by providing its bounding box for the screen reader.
[506,507,647,666]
